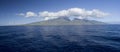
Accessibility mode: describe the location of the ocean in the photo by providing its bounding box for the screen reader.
[0,25,120,52]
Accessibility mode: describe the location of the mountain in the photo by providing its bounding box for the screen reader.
[24,17,106,26]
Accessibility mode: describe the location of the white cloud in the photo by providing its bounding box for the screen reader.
[25,11,37,17]
[18,8,109,20]
[18,11,37,17]
[91,9,109,17]
[39,8,109,20]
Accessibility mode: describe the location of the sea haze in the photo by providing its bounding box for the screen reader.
[0,25,120,52]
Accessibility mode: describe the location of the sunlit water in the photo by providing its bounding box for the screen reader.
[0,25,120,52]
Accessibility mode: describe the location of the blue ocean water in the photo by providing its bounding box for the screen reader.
[0,25,120,52]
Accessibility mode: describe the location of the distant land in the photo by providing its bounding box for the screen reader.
[23,17,106,26]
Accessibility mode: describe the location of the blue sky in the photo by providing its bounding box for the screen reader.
[0,0,120,25]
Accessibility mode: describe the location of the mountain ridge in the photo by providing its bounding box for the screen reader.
[24,17,106,26]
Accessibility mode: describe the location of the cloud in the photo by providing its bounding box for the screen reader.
[25,11,37,17]
[39,8,109,20]
[91,9,109,17]
[18,8,109,20]
[18,11,37,17]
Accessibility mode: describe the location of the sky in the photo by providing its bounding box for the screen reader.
[0,0,120,26]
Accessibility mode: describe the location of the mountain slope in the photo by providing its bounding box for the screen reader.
[24,18,106,26]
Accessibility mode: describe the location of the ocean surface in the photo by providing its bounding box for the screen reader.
[0,25,120,52]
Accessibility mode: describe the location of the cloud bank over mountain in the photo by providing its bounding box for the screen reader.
[18,8,109,20]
